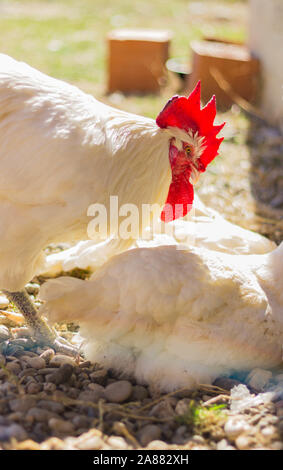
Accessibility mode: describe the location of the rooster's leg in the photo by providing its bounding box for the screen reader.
[3,289,79,356]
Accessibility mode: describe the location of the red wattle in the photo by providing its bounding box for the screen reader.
[160,172,194,222]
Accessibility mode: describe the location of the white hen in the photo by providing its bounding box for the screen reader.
[40,241,283,392]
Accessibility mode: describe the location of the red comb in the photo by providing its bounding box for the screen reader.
[156,81,225,168]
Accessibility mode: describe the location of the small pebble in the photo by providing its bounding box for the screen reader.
[224,417,251,440]
[49,355,75,368]
[1,343,24,356]
[19,350,38,357]
[43,382,57,393]
[12,327,33,339]
[39,367,58,375]
[12,337,35,349]
[19,368,37,379]
[278,419,283,435]
[25,283,40,296]
[6,361,21,374]
[175,398,191,416]
[89,369,108,385]
[146,440,168,450]
[176,426,187,436]
[213,377,241,391]
[78,361,91,369]
[131,385,148,401]
[87,382,104,391]
[48,418,75,434]
[26,407,57,422]
[76,435,104,450]
[270,441,283,450]
[20,439,47,450]
[47,363,74,385]
[26,382,42,394]
[40,349,55,363]
[235,435,253,450]
[8,411,24,421]
[137,424,161,447]
[247,368,273,391]
[259,415,278,428]
[190,435,206,445]
[38,400,65,414]
[86,383,105,397]
[104,380,132,403]
[72,415,90,429]
[216,439,235,450]
[0,295,9,309]
[171,434,187,445]
[0,325,10,341]
[0,424,27,442]
[275,400,283,410]
[107,436,128,449]
[150,400,174,419]
[260,425,277,439]
[274,374,283,383]
[22,356,46,370]
[78,388,105,403]
[67,387,79,399]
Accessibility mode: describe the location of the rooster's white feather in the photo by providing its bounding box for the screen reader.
[0,54,184,291]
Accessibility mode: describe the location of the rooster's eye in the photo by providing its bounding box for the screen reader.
[185,145,192,156]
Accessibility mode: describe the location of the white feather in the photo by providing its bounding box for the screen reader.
[0,54,179,290]
[40,242,283,392]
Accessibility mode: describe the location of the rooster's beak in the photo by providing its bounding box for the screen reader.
[189,167,200,185]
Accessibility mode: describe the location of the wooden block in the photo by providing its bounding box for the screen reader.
[187,39,260,108]
[107,29,172,93]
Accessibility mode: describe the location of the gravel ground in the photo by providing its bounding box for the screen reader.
[248,120,283,244]
[0,292,282,451]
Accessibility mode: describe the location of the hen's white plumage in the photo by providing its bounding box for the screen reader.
[42,193,275,276]
[40,241,283,392]
[0,53,177,291]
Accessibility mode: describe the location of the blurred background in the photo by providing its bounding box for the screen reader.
[0,0,282,242]
[0,0,248,114]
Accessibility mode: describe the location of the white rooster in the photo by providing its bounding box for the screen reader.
[40,241,283,391]
[0,54,224,346]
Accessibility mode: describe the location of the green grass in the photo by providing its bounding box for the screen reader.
[176,400,227,436]
[0,0,246,117]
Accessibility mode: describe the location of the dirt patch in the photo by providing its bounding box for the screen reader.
[248,120,283,244]
[0,302,282,451]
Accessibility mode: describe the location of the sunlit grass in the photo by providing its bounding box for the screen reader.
[0,0,246,116]
[176,400,227,436]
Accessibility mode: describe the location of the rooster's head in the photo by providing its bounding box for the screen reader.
[156,81,225,222]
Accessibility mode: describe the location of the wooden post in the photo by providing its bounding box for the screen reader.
[187,39,260,109]
[249,0,283,128]
[107,29,172,93]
